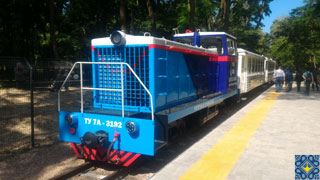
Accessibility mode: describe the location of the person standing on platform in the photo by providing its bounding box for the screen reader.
[295,70,303,92]
[303,70,313,96]
[285,69,293,92]
[311,68,319,91]
[273,66,285,92]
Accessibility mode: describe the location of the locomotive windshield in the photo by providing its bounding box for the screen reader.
[200,36,224,54]
[174,35,237,56]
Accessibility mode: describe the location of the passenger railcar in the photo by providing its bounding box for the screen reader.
[264,58,276,83]
[58,30,239,166]
[237,48,266,94]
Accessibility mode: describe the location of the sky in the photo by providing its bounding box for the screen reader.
[262,0,305,33]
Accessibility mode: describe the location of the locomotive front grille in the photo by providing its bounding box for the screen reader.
[93,46,150,112]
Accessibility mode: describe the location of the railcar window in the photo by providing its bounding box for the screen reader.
[252,58,255,73]
[268,62,274,71]
[251,58,253,73]
[248,58,250,73]
[252,58,254,73]
[255,59,257,73]
[258,59,261,73]
[227,38,236,55]
[248,58,252,73]
[200,36,224,54]
[175,37,194,46]
[242,58,245,72]
[252,59,256,73]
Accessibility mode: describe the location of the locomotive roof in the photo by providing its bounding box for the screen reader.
[92,31,236,46]
[92,34,219,54]
[174,32,237,40]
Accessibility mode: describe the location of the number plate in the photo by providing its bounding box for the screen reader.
[84,118,122,128]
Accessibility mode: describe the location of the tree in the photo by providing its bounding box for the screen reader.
[146,0,156,34]
[49,0,60,60]
[188,0,195,30]
[120,0,127,32]
[255,0,272,30]
[269,0,320,70]
[0,0,275,61]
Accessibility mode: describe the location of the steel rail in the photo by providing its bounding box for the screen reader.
[49,162,94,180]
[101,167,132,180]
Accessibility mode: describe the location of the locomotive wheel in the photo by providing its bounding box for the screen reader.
[168,119,187,140]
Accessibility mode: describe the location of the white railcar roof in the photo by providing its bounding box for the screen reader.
[266,58,276,63]
[237,48,264,59]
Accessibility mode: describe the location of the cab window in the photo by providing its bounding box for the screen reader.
[200,36,224,55]
[227,38,236,56]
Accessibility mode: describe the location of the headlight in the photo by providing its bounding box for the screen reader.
[65,114,78,127]
[65,114,74,125]
[125,121,138,134]
[110,31,126,46]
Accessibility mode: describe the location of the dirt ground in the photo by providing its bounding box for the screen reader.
[0,142,84,180]
[0,87,92,179]
[0,87,88,156]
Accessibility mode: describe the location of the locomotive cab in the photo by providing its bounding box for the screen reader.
[173,31,238,93]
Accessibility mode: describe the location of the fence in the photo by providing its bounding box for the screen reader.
[0,57,33,156]
[0,57,89,159]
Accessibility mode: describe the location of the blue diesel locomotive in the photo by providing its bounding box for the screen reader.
[58,30,239,166]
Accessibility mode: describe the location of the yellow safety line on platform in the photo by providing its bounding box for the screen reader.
[179,91,279,180]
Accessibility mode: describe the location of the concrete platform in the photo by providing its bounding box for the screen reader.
[149,85,320,180]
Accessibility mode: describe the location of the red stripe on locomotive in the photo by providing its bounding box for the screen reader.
[69,143,141,166]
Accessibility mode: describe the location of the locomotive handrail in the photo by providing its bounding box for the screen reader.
[58,61,154,121]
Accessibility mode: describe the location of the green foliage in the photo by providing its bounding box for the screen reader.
[269,0,320,71]
[0,0,274,62]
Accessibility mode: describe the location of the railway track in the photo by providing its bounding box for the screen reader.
[50,161,136,180]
